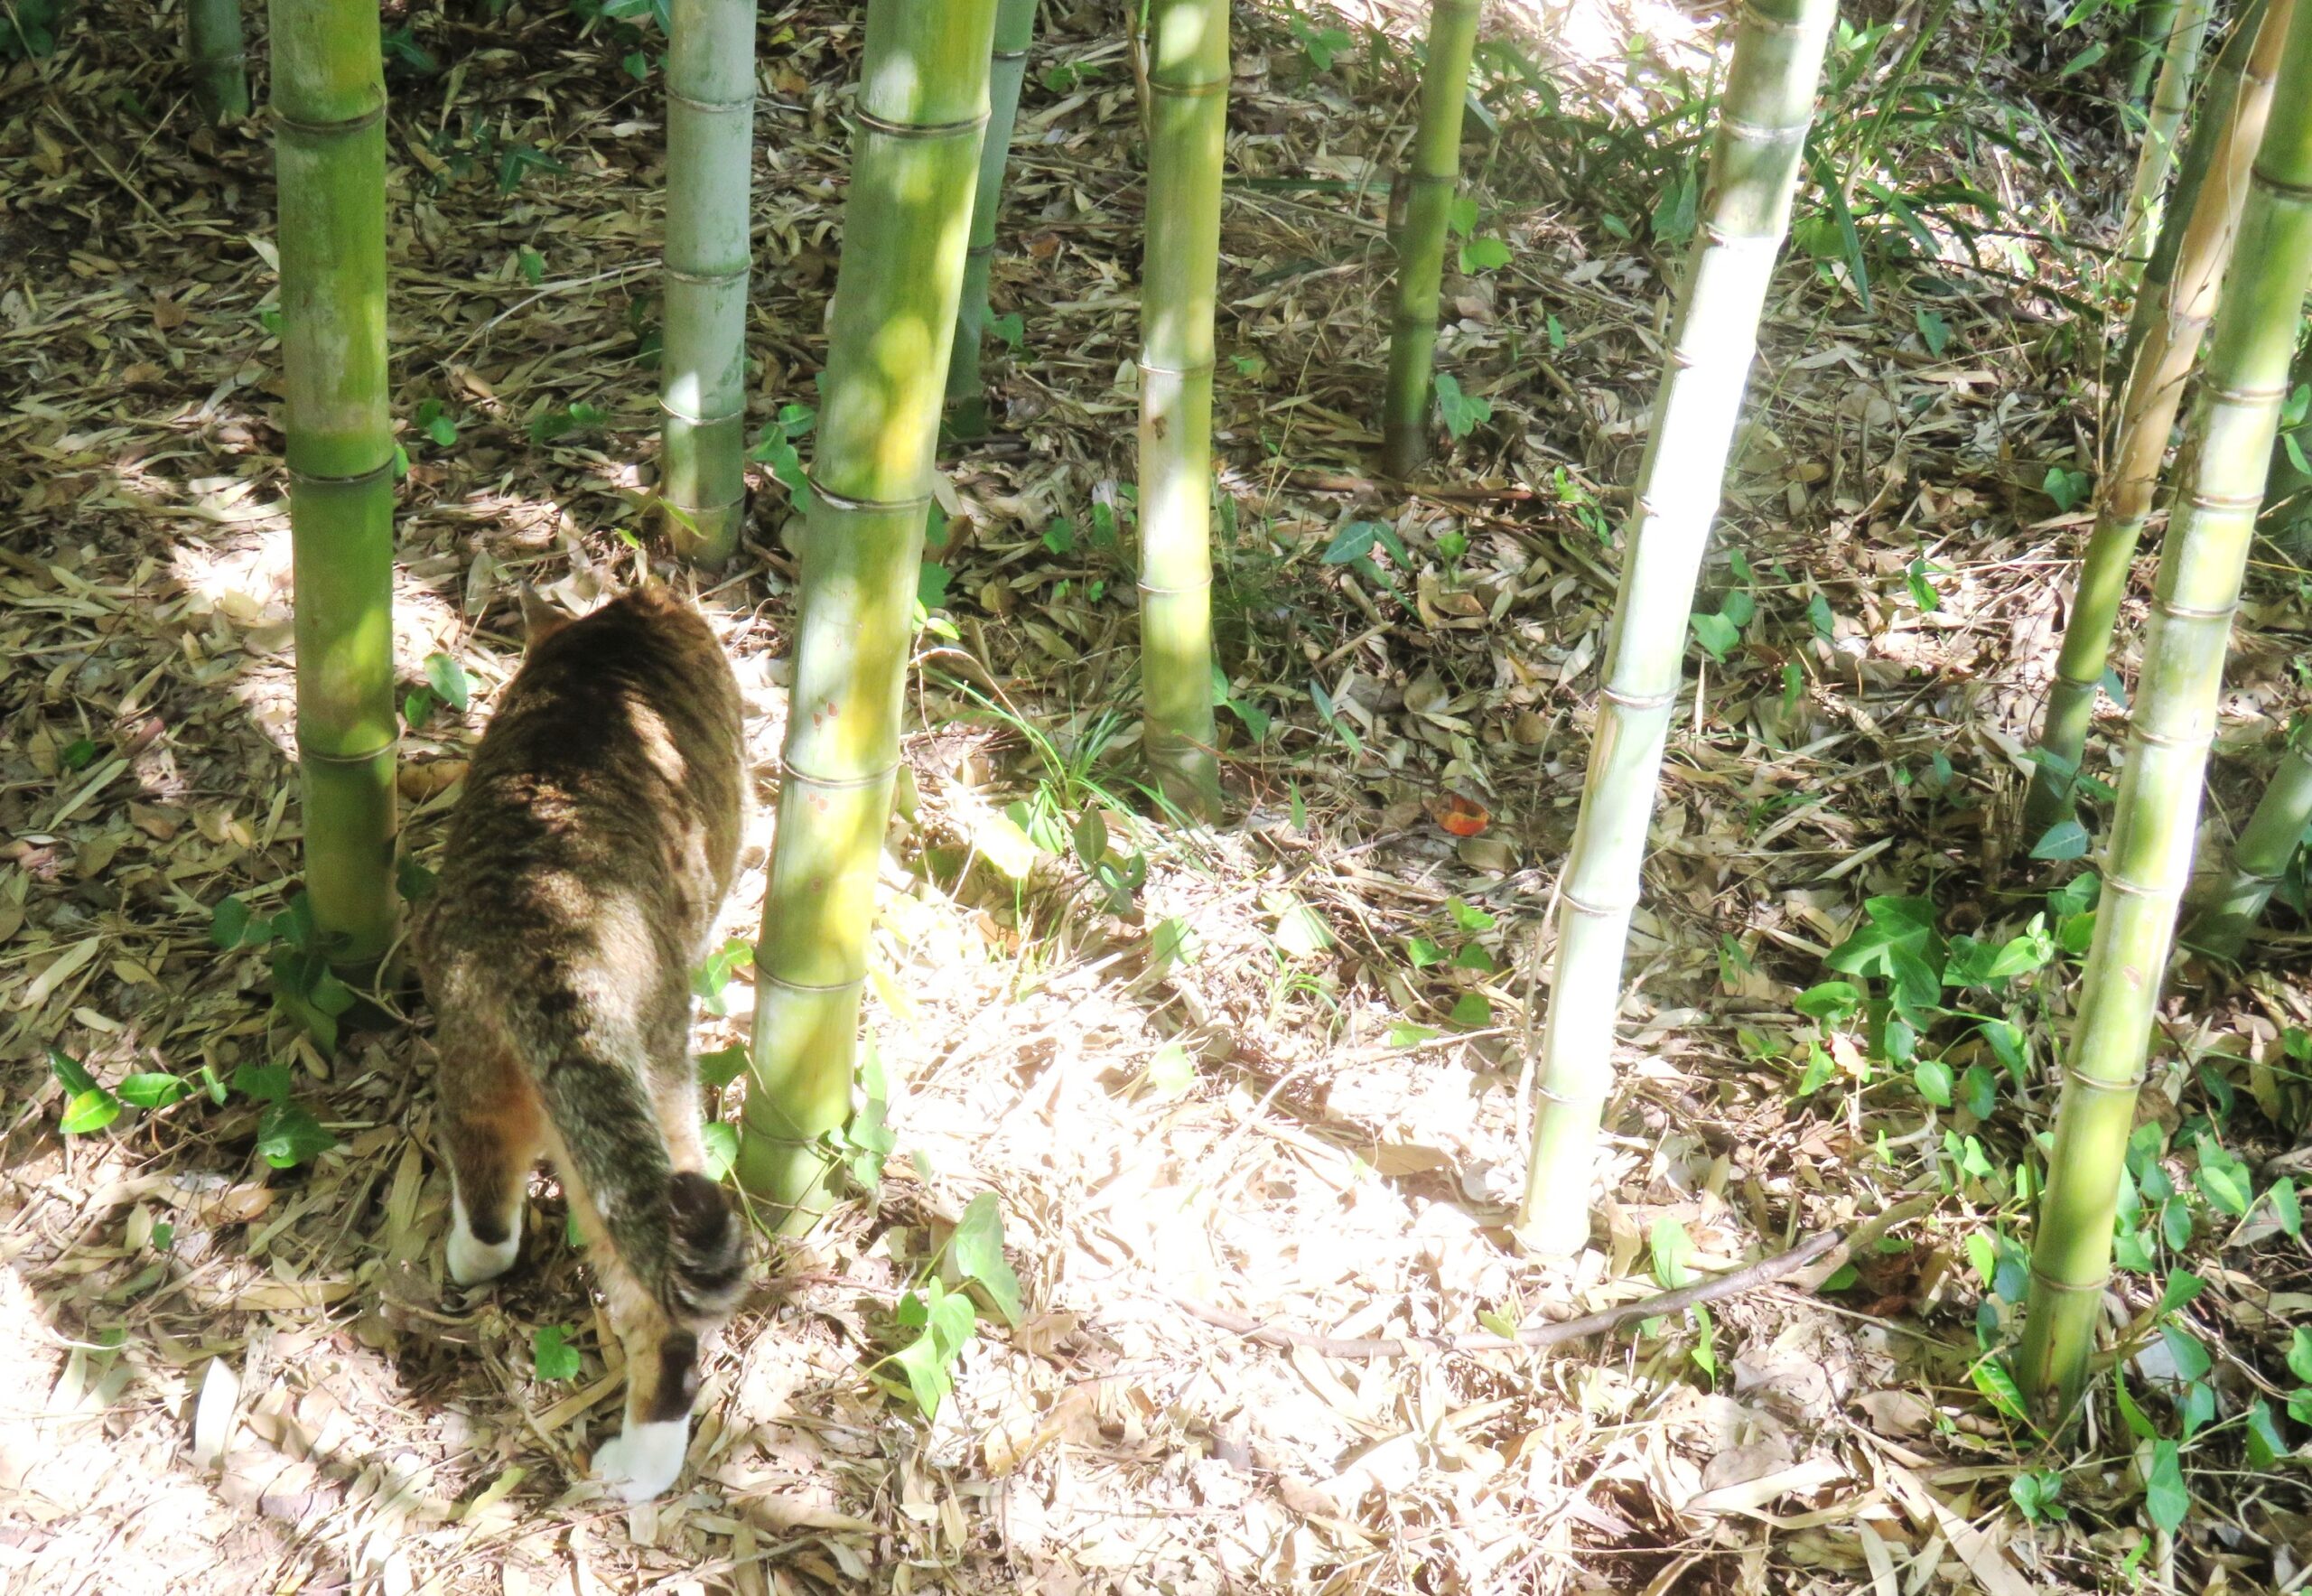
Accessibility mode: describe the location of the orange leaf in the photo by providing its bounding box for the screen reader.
[1430,794,1489,837]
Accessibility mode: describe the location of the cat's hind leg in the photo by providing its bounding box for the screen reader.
[435,1020,544,1286]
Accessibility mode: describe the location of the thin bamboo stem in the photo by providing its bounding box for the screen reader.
[273,0,396,966]
[2131,0,2182,103]
[660,0,757,565]
[2018,0,2312,1423]
[187,0,251,122]
[1515,0,1835,1255]
[1380,0,1481,480]
[1136,0,1229,821]
[2183,733,2312,957]
[946,0,1039,441]
[738,0,997,1231]
[2121,0,2215,273]
[2026,0,2293,831]
[2121,0,2270,370]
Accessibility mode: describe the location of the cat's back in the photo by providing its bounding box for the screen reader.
[417,587,745,966]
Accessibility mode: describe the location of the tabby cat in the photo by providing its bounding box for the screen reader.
[413,581,750,1502]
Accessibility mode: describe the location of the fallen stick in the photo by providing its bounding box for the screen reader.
[1173,1198,1934,1361]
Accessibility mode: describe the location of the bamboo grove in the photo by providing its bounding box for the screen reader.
[219,0,2312,1457]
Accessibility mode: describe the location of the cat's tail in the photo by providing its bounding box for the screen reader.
[518,1022,746,1323]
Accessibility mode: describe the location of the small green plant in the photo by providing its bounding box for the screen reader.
[1395,895,1500,1037]
[411,398,460,450]
[402,650,471,731]
[747,402,816,509]
[0,0,61,59]
[533,1324,583,1381]
[1285,5,1352,73]
[1446,196,1511,273]
[569,0,668,79]
[873,1192,1024,1420]
[1433,373,1491,442]
[528,400,609,445]
[691,938,755,1018]
[2042,464,2092,512]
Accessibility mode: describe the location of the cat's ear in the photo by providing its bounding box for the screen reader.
[519,585,573,649]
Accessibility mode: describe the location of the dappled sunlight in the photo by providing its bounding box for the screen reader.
[6,0,2311,1588]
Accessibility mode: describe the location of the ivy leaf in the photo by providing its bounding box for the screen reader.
[2143,1441,2188,1535]
[256,1100,337,1169]
[1449,992,1493,1027]
[424,652,471,713]
[1146,1041,1197,1098]
[533,1325,581,1382]
[1648,1218,1694,1289]
[700,1121,737,1181]
[1457,235,1511,272]
[953,1193,1023,1328]
[1690,611,1739,662]
[1432,373,1491,440]
[697,1044,750,1090]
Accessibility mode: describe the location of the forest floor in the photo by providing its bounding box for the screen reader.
[4,0,2311,1591]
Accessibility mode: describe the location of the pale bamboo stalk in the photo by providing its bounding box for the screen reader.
[2121,0,2270,371]
[660,0,756,565]
[946,0,1039,440]
[2018,0,2312,1422]
[2183,733,2312,957]
[2026,0,2294,830]
[737,0,997,1229]
[2120,0,2215,272]
[1135,0,1230,820]
[1515,0,1835,1255]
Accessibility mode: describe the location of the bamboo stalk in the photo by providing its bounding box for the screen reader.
[2121,0,2270,370]
[737,0,997,1230]
[1380,0,1482,481]
[2018,0,2312,1423]
[2120,0,2215,273]
[2131,0,2182,103]
[946,0,1039,441]
[1515,0,1835,1255]
[2026,0,2293,831]
[2183,729,2312,957]
[187,0,251,122]
[273,0,396,966]
[660,0,757,565]
[1136,0,1229,821]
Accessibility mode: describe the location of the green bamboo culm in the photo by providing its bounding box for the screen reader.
[2026,0,2292,831]
[2131,0,2182,102]
[273,0,397,966]
[2183,727,2312,957]
[2120,0,2215,274]
[187,0,251,122]
[2121,0,2273,371]
[1379,0,1481,480]
[945,0,1039,441]
[659,0,757,565]
[2018,0,2312,1423]
[737,0,998,1230]
[1515,0,1835,1255]
[1136,0,1229,821]
[2257,323,2312,546]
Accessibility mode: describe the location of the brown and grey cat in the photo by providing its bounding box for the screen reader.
[413,581,749,1502]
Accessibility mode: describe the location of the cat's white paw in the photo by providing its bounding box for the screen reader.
[591,1420,689,1503]
[446,1192,521,1286]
